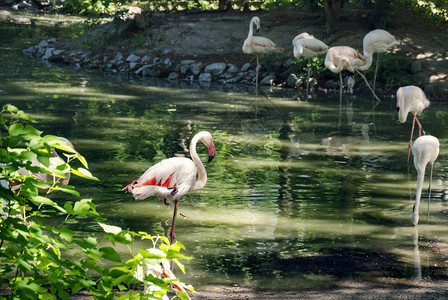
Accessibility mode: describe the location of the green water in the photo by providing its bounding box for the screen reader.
[2,12,448,289]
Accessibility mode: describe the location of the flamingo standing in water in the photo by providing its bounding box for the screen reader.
[292,32,329,97]
[123,131,216,245]
[242,16,284,89]
[396,85,430,162]
[324,46,381,103]
[357,29,400,92]
[411,135,439,226]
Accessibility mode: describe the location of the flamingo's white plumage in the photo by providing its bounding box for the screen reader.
[123,131,216,244]
[292,32,329,95]
[242,16,284,88]
[357,29,400,91]
[411,135,439,226]
[397,85,430,162]
[325,46,380,102]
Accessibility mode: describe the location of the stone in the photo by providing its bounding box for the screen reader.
[142,68,160,77]
[163,58,171,65]
[190,62,203,75]
[286,73,299,88]
[260,73,275,86]
[22,46,36,55]
[241,63,252,72]
[168,72,179,80]
[141,55,151,63]
[204,62,226,76]
[180,59,196,65]
[37,40,48,48]
[126,54,140,62]
[198,72,212,82]
[42,48,54,60]
[153,57,162,64]
[112,52,124,63]
[180,64,191,75]
[227,64,239,75]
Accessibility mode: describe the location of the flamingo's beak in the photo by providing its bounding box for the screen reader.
[208,141,216,162]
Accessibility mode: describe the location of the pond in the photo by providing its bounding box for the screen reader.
[2,13,448,290]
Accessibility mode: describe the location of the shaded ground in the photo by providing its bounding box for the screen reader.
[59,4,448,98]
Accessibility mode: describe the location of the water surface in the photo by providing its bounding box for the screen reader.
[2,14,448,290]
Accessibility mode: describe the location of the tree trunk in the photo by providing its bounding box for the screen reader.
[323,0,342,36]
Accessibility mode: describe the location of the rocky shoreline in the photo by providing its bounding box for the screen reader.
[23,37,301,89]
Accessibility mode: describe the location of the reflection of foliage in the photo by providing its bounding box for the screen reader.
[0,105,193,299]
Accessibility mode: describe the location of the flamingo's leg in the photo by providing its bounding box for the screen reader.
[306,58,311,98]
[415,117,424,136]
[256,54,259,90]
[355,70,381,102]
[373,53,380,92]
[407,115,417,163]
[339,72,343,105]
[170,198,179,245]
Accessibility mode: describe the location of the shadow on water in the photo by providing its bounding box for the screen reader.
[2,14,448,289]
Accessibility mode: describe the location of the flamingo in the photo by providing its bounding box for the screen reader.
[411,135,439,226]
[357,29,400,91]
[242,16,284,89]
[292,32,329,97]
[396,85,430,162]
[123,131,216,245]
[324,46,381,103]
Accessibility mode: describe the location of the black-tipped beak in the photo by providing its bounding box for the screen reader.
[208,155,215,163]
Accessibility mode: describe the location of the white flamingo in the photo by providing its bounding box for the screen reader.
[324,46,381,103]
[396,85,430,162]
[123,131,216,245]
[292,32,329,96]
[411,135,439,226]
[357,29,400,91]
[242,16,284,89]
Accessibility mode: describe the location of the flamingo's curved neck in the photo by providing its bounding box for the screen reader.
[356,52,374,71]
[247,18,255,40]
[412,164,426,226]
[190,135,207,191]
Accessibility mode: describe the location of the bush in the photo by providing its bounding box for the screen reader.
[0,104,192,299]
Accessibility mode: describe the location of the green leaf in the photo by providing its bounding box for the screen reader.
[74,236,97,249]
[99,247,121,262]
[71,167,99,181]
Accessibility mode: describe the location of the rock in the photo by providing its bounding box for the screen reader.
[241,63,252,72]
[141,55,151,63]
[180,59,196,65]
[168,72,179,80]
[126,54,140,62]
[42,48,54,60]
[52,49,64,56]
[260,73,275,86]
[153,57,162,64]
[180,64,191,75]
[37,40,48,48]
[142,68,160,77]
[163,58,171,66]
[286,73,299,88]
[227,64,239,75]
[23,46,36,56]
[190,62,203,76]
[204,62,226,76]
[198,72,212,82]
[112,52,124,64]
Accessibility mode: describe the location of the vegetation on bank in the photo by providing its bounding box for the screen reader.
[0,104,192,299]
